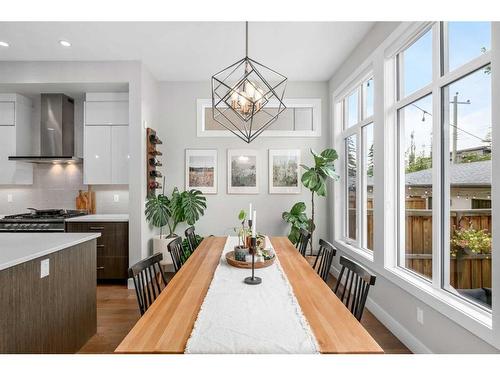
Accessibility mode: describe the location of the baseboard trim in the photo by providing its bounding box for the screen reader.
[329,265,432,354]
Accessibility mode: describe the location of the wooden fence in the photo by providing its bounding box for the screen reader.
[364,208,491,289]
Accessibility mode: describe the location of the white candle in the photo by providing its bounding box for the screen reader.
[252,210,257,237]
[249,203,252,221]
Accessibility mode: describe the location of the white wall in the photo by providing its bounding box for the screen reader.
[328,22,499,353]
[140,66,161,259]
[156,81,330,244]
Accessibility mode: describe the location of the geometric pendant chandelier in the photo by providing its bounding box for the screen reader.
[211,22,287,143]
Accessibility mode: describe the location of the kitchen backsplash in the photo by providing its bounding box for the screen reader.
[0,164,128,215]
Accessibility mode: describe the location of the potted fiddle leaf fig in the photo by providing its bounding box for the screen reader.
[282,202,311,244]
[146,187,207,267]
[300,148,339,254]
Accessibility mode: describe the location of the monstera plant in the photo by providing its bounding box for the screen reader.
[146,187,207,267]
[300,148,339,254]
[145,187,207,237]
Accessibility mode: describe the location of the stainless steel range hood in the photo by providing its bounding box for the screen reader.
[9,93,82,164]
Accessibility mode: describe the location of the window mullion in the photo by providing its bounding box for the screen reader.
[431,22,442,290]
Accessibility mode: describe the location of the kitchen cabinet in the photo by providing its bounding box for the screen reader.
[111,126,129,184]
[85,101,128,125]
[83,92,129,185]
[0,94,33,185]
[84,125,112,184]
[84,125,129,184]
[65,221,129,280]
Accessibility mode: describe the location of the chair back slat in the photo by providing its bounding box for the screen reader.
[313,239,337,283]
[185,226,199,254]
[333,256,376,321]
[295,229,311,257]
[168,237,187,273]
[128,253,168,315]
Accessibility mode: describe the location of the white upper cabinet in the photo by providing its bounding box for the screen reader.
[0,94,33,185]
[83,93,129,185]
[111,126,129,184]
[0,102,15,125]
[84,125,112,185]
[84,92,129,125]
[85,101,129,125]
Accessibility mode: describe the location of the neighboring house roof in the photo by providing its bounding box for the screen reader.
[366,160,491,187]
[405,160,491,187]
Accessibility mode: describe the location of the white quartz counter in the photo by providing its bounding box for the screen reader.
[65,214,129,222]
[0,233,101,271]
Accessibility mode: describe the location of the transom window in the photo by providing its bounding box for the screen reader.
[394,22,492,310]
[338,75,374,252]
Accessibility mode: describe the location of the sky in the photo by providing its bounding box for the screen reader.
[402,22,491,158]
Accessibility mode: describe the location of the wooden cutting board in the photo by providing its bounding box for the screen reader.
[75,188,96,214]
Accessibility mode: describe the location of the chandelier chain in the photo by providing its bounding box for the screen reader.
[245,21,248,57]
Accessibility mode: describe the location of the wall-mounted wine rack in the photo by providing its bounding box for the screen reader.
[146,127,163,197]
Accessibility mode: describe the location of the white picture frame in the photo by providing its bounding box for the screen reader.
[185,149,218,194]
[227,149,259,194]
[269,149,301,194]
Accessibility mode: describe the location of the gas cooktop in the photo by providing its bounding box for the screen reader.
[0,209,86,232]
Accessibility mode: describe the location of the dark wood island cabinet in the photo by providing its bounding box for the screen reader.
[65,221,129,280]
[0,234,99,353]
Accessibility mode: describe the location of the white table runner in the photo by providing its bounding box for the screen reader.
[185,236,319,354]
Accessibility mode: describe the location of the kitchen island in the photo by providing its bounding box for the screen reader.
[0,233,100,353]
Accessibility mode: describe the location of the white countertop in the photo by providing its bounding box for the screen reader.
[0,233,101,271]
[65,214,129,222]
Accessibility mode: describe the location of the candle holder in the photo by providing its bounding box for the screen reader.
[246,219,253,248]
[244,237,262,285]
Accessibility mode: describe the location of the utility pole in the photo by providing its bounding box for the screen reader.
[451,92,471,164]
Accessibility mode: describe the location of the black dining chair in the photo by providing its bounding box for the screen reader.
[185,226,199,254]
[312,239,337,283]
[333,256,376,321]
[167,236,188,273]
[129,253,168,315]
[295,228,311,257]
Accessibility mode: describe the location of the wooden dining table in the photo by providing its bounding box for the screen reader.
[115,236,383,354]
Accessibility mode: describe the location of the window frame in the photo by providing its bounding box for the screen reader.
[386,21,495,338]
[196,98,322,138]
[332,21,498,349]
[391,22,493,311]
[335,69,375,257]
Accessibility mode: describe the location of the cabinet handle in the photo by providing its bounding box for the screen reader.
[97,266,105,270]
[97,244,105,248]
[89,226,104,230]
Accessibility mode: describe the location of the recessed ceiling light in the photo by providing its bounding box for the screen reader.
[0,41,9,47]
[59,40,71,47]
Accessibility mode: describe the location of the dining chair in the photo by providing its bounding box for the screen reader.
[312,239,337,283]
[333,256,376,321]
[185,226,199,254]
[167,236,187,273]
[295,228,311,257]
[128,253,168,315]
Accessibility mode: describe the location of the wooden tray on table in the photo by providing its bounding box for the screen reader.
[225,251,275,269]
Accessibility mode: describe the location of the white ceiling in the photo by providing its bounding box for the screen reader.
[0,22,374,81]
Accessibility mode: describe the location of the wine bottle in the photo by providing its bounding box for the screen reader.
[149,150,163,156]
[149,158,162,167]
[149,181,162,190]
[149,134,163,145]
[149,170,163,178]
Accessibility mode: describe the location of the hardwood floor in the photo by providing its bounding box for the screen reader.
[80,272,411,354]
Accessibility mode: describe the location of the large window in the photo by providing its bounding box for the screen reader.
[339,75,374,252]
[394,22,492,310]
